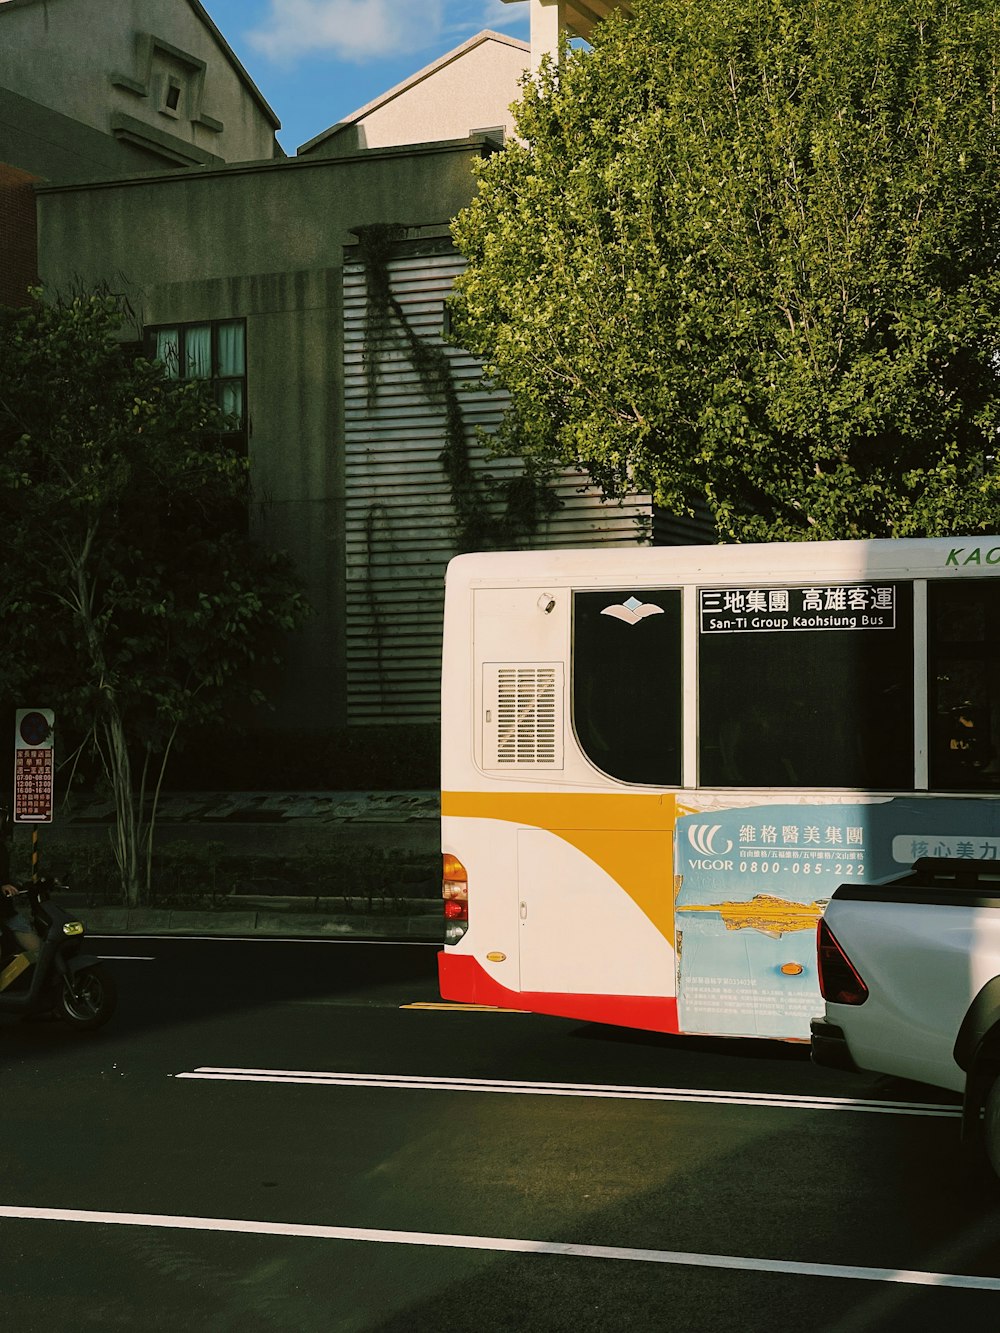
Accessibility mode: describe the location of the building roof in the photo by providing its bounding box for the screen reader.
[500,0,635,43]
[0,0,280,130]
[561,0,636,39]
[298,29,529,156]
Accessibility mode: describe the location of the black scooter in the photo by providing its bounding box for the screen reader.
[0,882,117,1030]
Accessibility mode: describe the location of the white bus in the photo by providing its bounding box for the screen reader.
[439,536,1000,1040]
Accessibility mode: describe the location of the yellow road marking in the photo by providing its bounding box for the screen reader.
[401,1002,530,1013]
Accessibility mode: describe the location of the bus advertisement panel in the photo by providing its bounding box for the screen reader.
[675,798,1000,1038]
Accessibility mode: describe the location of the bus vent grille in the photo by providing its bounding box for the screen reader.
[485,664,564,769]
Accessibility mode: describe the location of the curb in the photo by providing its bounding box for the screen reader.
[80,905,443,941]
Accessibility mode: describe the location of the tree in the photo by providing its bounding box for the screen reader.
[0,291,309,905]
[452,0,1000,540]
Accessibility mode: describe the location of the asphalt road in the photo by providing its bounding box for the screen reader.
[1,936,999,1332]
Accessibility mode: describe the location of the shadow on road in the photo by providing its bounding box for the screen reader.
[0,935,442,1065]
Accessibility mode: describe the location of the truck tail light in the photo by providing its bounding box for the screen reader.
[442,854,468,946]
[817,918,869,1006]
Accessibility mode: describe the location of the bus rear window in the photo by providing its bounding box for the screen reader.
[929,580,1000,790]
[572,589,682,785]
[698,581,914,789]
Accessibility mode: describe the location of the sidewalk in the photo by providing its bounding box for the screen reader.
[41,791,444,941]
[78,899,444,941]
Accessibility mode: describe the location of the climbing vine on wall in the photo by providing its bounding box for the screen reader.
[355,223,559,552]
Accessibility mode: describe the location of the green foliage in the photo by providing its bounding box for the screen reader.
[0,290,309,903]
[14,837,438,908]
[452,0,1000,540]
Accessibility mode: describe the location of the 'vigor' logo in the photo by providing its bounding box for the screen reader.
[686,824,734,856]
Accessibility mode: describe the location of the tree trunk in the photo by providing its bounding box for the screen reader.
[70,537,142,908]
[103,710,141,908]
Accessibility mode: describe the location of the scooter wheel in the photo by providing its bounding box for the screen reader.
[57,965,117,1031]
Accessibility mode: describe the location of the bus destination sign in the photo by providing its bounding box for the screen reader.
[700,584,897,634]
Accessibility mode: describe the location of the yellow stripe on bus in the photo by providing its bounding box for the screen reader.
[441,790,678,943]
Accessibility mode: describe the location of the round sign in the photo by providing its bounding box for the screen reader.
[19,711,51,746]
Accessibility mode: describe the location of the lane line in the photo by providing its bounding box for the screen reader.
[402,1002,530,1013]
[96,955,155,962]
[173,1067,960,1118]
[0,1205,994,1290]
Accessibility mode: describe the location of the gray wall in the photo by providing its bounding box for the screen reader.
[37,142,481,283]
[35,140,490,730]
[0,0,281,173]
[0,87,164,182]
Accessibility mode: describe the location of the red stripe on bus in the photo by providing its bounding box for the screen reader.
[438,953,680,1034]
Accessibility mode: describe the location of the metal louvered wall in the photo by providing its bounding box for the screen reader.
[343,247,650,725]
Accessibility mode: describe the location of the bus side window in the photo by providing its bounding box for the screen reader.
[697,582,914,790]
[571,590,682,786]
[929,580,1000,791]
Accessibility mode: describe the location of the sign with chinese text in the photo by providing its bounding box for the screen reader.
[13,708,54,824]
[699,584,897,634]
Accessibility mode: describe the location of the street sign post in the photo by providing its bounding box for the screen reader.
[13,709,55,825]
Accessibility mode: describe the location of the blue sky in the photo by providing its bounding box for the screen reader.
[204,1,531,153]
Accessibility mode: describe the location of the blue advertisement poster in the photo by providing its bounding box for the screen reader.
[675,798,1000,1038]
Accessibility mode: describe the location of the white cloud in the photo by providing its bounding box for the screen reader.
[246,0,447,64]
[444,2,530,38]
[480,0,527,25]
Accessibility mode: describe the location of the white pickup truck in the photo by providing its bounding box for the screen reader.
[811,857,1000,1175]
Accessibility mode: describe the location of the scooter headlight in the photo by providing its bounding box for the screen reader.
[63,922,84,936]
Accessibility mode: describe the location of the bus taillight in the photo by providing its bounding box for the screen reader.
[817,919,869,1006]
[442,854,469,945]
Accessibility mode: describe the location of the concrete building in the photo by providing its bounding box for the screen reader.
[36,140,504,729]
[0,161,38,305]
[500,0,636,67]
[0,0,283,306]
[9,1,654,750]
[0,0,283,180]
[299,30,529,158]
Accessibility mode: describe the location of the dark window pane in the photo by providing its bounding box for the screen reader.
[145,320,248,446]
[185,325,211,378]
[698,582,913,789]
[572,589,682,785]
[154,328,179,377]
[216,380,244,424]
[929,580,1000,790]
[217,322,245,376]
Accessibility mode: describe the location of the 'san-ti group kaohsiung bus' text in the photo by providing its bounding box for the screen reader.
[439,536,1000,1040]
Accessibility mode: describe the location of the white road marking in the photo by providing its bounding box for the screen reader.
[173,1067,961,1118]
[0,1204,995,1290]
[96,955,155,961]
